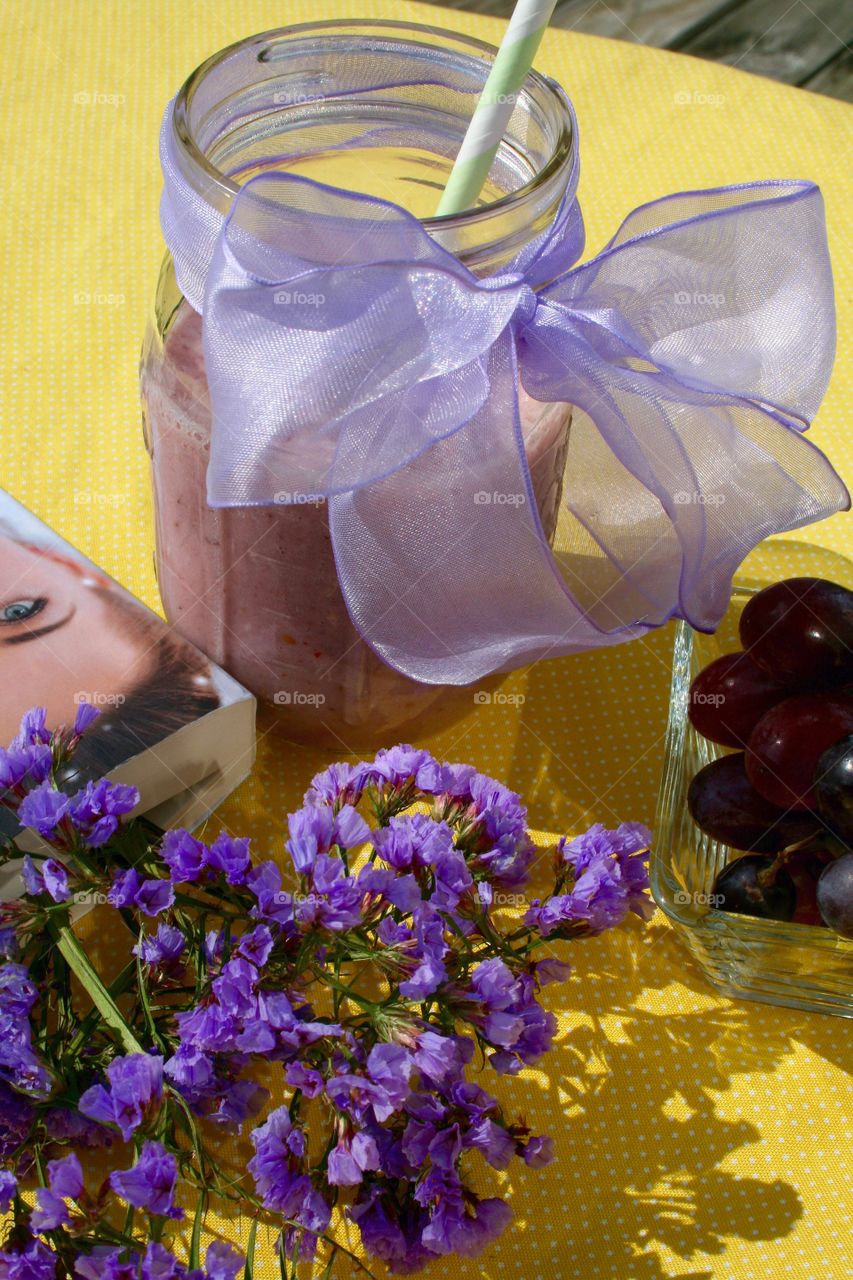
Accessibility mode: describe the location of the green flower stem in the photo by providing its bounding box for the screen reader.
[51,922,145,1055]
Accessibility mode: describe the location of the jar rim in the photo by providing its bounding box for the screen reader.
[172,18,576,232]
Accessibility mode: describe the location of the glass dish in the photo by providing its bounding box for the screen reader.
[652,583,853,1018]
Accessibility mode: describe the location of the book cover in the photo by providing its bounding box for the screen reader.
[0,489,257,895]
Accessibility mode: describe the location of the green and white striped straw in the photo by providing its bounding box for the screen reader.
[435,0,559,217]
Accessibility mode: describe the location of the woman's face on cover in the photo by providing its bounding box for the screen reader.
[0,536,154,743]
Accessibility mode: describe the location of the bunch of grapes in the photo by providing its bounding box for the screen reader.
[686,577,853,937]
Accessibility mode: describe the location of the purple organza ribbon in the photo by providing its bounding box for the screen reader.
[160,93,849,686]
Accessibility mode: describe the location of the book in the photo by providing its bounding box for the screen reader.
[0,488,256,900]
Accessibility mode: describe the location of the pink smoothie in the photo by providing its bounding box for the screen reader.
[141,302,570,746]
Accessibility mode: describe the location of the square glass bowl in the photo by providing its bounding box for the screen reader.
[652,584,853,1018]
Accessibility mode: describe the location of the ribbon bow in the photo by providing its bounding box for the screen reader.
[160,95,848,685]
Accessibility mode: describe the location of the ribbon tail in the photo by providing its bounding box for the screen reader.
[329,333,643,686]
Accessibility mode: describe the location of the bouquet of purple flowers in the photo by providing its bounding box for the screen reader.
[0,706,653,1278]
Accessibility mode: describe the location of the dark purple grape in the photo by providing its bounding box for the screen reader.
[816,854,853,938]
[713,854,796,922]
[813,734,853,846]
[688,652,789,748]
[745,694,853,809]
[688,753,818,852]
[739,577,853,687]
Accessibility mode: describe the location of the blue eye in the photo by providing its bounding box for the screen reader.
[1,598,46,624]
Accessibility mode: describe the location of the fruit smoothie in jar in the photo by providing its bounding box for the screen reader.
[142,22,577,747]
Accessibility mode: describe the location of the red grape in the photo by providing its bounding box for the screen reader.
[816,854,853,938]
[739,577,853,687]
[687,753,818,852]
[745,694,853,809]
[713,854,795,921]
[813,734,853,844]
[688,652,789,748]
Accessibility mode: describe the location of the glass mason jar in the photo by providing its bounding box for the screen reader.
[141,20,575,748]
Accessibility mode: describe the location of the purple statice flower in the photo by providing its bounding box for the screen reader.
[68,779,138,847]
[284,1061,325,1097]
[558,822,654,923]
[211,957,259,1021]
[43,1106,111,1150]
[134,879,175,918]
[412,1030,472,1089]
[327,1130,380,1187]
[16,708,50,746]
[522,1134,555,1167]
[237,924,274,967]
[0,1081,33,1161]
[0,964,53,1097]
[464,1117,515,1169]
[160,829,207,884]
[79,1053,163,1141]
[286,802,370,874]
[425,1188,512,1259]
[305,761,368,807]
[17,784,70,840]
[296,856,363,932]
[364,745,441,792]
[467,773,534,888]
[163,1045,217,1104]
[139,1242,180,1280]
[245,861,294,928]
[0,927,17,959]
[23,857,70,904]
[247,1106,311,1215]
[399,906,448,1001]
[134,924,186,971]
[372,813,454,872]
[0,741,52,792]
[469,958,556,1074]
[209,1079,269,1133]
[72,702,101,737]
[207,832,251,885]
[0,964,39,1018]
[327,1043,412,1124]
[110,1141,182,1218]
[431,845,473,911]
[534,957,572,985]
[204,1243,244,1280]
[31,1153,83,1232]
[107,868,142,908]
[74,1247,137,1280]
[348,1187,432,1274]
[46,1152,83,1198]
[0,1236,58,1280]
[0,1170,16,1211]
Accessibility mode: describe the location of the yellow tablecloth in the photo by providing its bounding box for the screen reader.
[2,2,851,1277]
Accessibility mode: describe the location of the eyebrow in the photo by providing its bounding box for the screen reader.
[2,605,77,645]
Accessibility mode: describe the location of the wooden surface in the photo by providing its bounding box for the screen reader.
[422,0,853,101]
